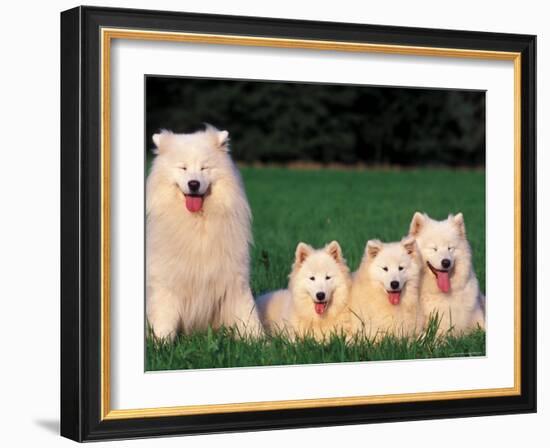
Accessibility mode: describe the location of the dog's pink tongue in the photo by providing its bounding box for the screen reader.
[314,303,327,315]
[388,291,401,305]
[436,271,451,293]
[185,196,203,213]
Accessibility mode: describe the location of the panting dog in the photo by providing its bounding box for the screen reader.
[409,212,485,335]
[146,125,263,341]
[349,237,423,339]
[257,241,352,341]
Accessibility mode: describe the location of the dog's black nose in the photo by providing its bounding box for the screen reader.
[316,292,326,301]
[441,259,451,269]
[188,180,200,192]
[390,280,400,290]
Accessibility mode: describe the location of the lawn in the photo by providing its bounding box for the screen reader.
[146,166,486,371]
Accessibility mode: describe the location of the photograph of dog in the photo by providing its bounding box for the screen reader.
[408,212,486,335]
[146,126,263,341]
[145,76,486,370]
[257,241,352,341]
[349,237,423,340]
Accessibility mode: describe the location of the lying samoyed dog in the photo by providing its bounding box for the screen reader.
[257,241,352,341]
[349,237,423,339]
[146,126,263,340]
[409,212,485,335]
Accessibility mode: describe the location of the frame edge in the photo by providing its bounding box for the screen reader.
[61,5,537,441]
[60,5,84,442]
[519,33,537,414]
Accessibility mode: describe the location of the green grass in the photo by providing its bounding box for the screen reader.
[146,166,486,371]
[146,318,486,371]
[244,167,485,295]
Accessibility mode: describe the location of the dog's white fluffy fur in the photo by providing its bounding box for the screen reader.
[349,237,423,339]
[409,212,485,335]
[256,241,352,341]
[146,126,262,340]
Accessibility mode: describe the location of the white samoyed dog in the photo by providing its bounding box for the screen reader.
[349,237,423,339]
[146,126,263,340]
[256,241,352,341]
[409,212,485,335]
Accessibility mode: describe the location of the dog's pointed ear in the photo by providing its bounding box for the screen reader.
[451,212,466,236]
[401,236,417,256]
[295,242,313,266]
[325,241,343,263]
[217,130,230,151]
[152,134,161,148]
[409,212,426,236]
[152,129,172,155]
[204,123,230,152]
[366,240,383,259]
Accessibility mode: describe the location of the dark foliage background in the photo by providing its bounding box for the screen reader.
[146,77,485,166]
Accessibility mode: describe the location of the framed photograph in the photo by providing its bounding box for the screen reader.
[60,6,536,441]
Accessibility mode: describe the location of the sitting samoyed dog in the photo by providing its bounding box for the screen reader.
[256,241,352,341]
[146,126,263,340]
[349,237,423,339]
[409,212,485,335]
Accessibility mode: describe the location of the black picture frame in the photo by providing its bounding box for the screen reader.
[61,5,536,442]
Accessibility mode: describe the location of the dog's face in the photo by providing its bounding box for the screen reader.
[291,241,347,316]
[409,212,467,293]
[152,126,231,213]
[365,237,418,305]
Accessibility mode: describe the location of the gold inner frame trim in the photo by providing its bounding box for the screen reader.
[100,27,522,421]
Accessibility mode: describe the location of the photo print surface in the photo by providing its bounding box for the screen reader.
[145,76,486,371]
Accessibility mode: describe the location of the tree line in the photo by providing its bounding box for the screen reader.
[146,77,485,167]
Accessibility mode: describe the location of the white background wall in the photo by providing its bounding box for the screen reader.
[0,0,546,446]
